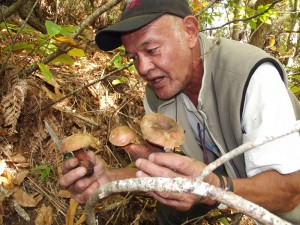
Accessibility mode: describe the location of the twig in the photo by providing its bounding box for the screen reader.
[61,109,100,128]
[23,62,133,116]
[20,0,122,78]
[199,120,300,179]
[85,121,300,225]
[194,0,219,17]
[200,0,282,32]
[0,0,39,75]
[13,200,30,222]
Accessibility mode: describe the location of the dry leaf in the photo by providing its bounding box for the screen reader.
[35,73,65,101]
[13,188,43,207]
[1,169,15,189]
[66,198,78,225]
[74,213,86,225]
[13,170,29,185]
[15,163,32,168]
[268,35,276,47]
[35,204,53,225]
[58,189,71,198]
[53,36,76,46]
[9,153,27,163]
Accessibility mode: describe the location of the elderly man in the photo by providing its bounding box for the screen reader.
[60,0,300,224]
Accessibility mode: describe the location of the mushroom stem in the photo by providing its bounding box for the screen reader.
[121,141,164,161]
[73,149,94,176]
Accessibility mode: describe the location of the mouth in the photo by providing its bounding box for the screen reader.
[148,77,164,88]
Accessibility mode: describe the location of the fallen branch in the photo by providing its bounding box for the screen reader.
[86,177,292,225]
[85,121,300,225]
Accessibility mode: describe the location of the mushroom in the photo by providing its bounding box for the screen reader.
[109,126,139,150]
[140,113,185,152]
[60,133,94,176]
[109,125,161,160]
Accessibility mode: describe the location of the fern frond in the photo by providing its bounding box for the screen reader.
[1,80,28,135]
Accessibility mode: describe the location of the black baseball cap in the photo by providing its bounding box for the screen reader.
[95,0,192,51]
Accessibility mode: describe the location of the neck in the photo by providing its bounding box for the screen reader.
[183,44,204,108]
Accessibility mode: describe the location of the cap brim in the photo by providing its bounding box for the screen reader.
[95,13,164,51]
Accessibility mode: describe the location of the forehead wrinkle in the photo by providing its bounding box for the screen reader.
[125,37,157,55]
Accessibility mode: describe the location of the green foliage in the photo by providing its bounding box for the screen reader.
[244,4,278,29]
[107,52,122,68]
[106,46,137,86]
[37,63,53,81]
[45,20,77,37]
[112,76,129,85]
[0,20,85,79]
[33,164,54,180]
[208,209,230,225]
[287,66,300,97]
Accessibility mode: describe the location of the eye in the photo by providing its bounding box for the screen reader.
[147,47,159,55]
[127,54,137,62]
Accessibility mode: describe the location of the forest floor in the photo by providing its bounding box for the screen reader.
[0,26,256,225]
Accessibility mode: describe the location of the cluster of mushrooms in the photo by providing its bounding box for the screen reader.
[58,113,185,175]
[109,113,185,157]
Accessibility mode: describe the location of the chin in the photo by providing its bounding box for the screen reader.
[155,90,178,100]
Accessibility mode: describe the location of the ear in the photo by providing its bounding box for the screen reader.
[182,16,199,48]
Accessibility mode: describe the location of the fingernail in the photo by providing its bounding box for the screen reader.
[135,159,141,168]
[148,153,154,161]
[78,166,87,175]
[136,171,142,177]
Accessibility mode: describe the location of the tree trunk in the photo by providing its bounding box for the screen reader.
[18,0,46,33]
[231,0,243,41]
[0,0,46,33]
[0,0,30,22]
[249,0,274,48]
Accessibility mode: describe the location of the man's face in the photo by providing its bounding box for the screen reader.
[121,15,194,100]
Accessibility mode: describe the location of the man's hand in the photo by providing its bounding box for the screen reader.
[135,152,221,211]
[59,151,111,204]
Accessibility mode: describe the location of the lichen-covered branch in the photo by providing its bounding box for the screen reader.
[85,121,300,225]
[86,177,292,225]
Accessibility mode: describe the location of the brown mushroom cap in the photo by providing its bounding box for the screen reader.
[60,133,92,153]
[140,113,185,149]
[109,126,138,147]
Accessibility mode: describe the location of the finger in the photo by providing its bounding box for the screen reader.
[135,158,179,178]
[148,153,204,177]
[70,171,99,191]
[86,151,97,165]
[61,157,79,174]
[149,192,193,211]
[59,166,87,188]
[136,170,151,178]
[71,180,100,204]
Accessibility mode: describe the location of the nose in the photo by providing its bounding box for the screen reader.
[136,55,155,76]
